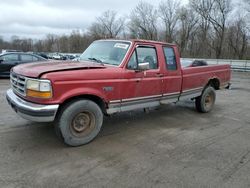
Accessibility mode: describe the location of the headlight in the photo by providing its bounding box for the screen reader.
[26,79,52,98]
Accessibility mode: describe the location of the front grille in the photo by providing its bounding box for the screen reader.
[10,72,27,96]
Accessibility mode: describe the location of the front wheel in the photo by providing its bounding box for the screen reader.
[55,99,103,146]
[195,86,216,113]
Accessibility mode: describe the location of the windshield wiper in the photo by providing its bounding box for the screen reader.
[88,58,104,65]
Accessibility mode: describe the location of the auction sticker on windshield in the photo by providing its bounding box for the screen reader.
[114,43,129,49]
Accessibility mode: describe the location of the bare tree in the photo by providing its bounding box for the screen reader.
[129,1,158,40]
[227,18,248,59]
[244,0,250,12]
[190,0,232,58]
[243,0,250,31]
[89,10,124,39]
[43,34,57,52]
[210,0,232,58]
[58,35,69,53]
[88,24,107,40]
[158,0,180,42]
[33,40,44,52]
[176,7,198,55]
[0,36,5,51]
[190,0,214,57]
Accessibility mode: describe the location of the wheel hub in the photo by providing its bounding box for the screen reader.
[205,92,213,108]
[205,95,211,104]
[72,113,91,133]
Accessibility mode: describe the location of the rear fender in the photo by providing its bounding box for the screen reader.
[207,77,221,90]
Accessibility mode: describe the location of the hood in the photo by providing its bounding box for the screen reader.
[13,60,106,78]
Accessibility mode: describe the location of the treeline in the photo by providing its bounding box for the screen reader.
[0,32,93,54]
[0,0,250,59]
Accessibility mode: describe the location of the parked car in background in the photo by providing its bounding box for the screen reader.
[32,52,49,59]
[72,56,80,61]
[0,52,47,77]
[181,59,208,68]
[51,53,66,60]
[64,54,76,60]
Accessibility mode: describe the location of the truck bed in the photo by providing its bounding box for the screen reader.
[179,64,231,100]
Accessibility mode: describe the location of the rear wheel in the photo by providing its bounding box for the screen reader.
[195,86,216,113]
[55,99,103,146]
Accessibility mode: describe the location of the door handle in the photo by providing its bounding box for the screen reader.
[156,73,164,77]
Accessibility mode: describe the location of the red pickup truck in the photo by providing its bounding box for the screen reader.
[6,39,231,146]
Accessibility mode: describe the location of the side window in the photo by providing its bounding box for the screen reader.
[21,54,33,61]
[163,47,177,70]
[1,54,19,61]
[137,47,158,69]
[127,46,158,70]
[32,56,39,61]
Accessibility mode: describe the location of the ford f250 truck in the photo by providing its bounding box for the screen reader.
[6,39,231,146]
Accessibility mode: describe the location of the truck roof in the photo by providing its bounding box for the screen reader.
[97,39,175,46]
[130,39,175,46]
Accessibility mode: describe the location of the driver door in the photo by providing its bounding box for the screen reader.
[121,45,162,102]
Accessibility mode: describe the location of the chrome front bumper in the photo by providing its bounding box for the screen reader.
[6,89,59,122]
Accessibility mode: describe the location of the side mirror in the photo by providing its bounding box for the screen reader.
[0,59,3,63]
[138,62,150,71]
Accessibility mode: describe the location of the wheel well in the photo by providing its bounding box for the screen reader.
[207,78,220,90]
[58,95,107,116]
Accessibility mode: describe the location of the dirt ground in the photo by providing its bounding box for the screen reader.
[0,72,250,188]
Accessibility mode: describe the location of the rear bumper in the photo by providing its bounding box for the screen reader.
[6,89,59,122]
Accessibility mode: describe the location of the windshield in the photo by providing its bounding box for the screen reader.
[79,41,131,66]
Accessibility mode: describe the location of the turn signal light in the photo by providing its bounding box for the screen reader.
[26,89,52,99]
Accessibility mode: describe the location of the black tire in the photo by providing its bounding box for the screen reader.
[195,86,216,113]
[55,99,103,146]
[54,121,63,141]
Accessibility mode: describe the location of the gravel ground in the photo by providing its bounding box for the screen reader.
[0,72,249,188]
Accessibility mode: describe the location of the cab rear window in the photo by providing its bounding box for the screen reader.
[163,47,177,71]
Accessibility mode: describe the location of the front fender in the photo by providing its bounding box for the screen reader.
[58,87,108,104]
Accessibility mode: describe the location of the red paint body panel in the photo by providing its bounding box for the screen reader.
[13,60,105,78]
[161,45,182,95]
[182,64,231,91]
[11,39,231,107]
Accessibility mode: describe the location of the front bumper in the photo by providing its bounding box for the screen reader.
[6,89,59,122]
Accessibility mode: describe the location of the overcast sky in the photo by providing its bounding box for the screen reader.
[0,0,171,41]
[0,0,244,41]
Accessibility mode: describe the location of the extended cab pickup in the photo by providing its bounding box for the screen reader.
[6,39,231,146]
